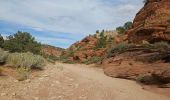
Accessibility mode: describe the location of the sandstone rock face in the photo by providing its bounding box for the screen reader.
[127,0,170,43]
[68,35,106,62]
[102,52,170,84]
[41,45,64,57]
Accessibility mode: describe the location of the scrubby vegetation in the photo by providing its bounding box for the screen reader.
[1,31,42,54]
[96,30,107,48]
[0,31,49,80]
[108,41,170,63]
[83,56,102,65]
[16,66,31,81]
[136,74,156,84]
[7,52,46,70]
[107,42,135,57]
[116,21,132,34]
[0,48,9,64]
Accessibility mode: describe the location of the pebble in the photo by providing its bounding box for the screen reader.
[55,81,61,84]
[1,93,6,96]
[12,93,16,96]
[34,97,39,100]
[39,77,44,80]
[79,95,86,99]
[43,75,48,77]
[14,80,19,83]
[25,79,31,83]
[75,84,79,88]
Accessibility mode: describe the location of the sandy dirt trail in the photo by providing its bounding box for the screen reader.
[0,62,170,100]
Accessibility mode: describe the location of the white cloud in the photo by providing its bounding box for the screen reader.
[0,0,143,35]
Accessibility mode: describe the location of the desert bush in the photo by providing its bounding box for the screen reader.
[7,52,46,69]
[142,42,170,62]
[3,31,42,54]
[136,74,156,84]
[16,67,30,81]
[116,21,132,34]
[96,31,107,48]
[108,42,134,57]
[153,42,170,51]
[83,56,102,64]
[0,34,4,48]
[0,48,9,64]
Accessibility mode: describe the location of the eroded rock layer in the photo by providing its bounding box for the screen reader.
[127,0,170,43]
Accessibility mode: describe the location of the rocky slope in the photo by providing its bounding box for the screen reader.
[62,30,117,63]
[103,0,170,86]
[127,0,170,43]
[41,45,64,57]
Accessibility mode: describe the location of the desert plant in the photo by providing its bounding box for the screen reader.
[3,31,42,54]
[96,31,107,48]
[7,52,46,69]
[0,48,9,64]
[16,66,30,81]
[0,34,4,48]
[153,42,170,51]
[116,21,132,34]
[108,42,134,57]
[83,56,102,64]
[136,74,155,84]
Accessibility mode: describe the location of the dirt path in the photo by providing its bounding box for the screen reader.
[0,62,170,100]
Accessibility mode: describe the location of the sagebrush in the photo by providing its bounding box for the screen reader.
[83,56,102,64]
[7,52,46,69]
[0,48,9,64]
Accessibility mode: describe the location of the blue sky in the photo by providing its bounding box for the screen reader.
[0,0,143,48]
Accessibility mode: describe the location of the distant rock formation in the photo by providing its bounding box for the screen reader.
[127,0,170,43]
[41,45,64,57]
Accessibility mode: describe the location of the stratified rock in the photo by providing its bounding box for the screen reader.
[127,0,170,43]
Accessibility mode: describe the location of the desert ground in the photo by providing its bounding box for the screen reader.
[0,62,170,100]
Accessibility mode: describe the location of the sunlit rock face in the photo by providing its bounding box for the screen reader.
[127,0,170,43]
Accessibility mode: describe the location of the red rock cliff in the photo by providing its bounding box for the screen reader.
[127,0,170,43]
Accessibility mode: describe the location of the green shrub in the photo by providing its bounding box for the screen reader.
[153,42,170,50]
[83,56,102,64]
[0,48,9,64]
[7,52,46,69]
[0,34,4,48]
[96,31,107,48]
[116,21,132,34]
[3,31,42,54]
[16,67,30,81]
[136,74,160,84]
[108,42,134,57]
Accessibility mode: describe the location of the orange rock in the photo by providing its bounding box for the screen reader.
[127,0,170,43]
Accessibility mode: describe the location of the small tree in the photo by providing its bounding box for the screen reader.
[96,31,107,48]
[96,30,99,33]
[116,21,132,34]
[3,31,42,54]
[124,22,133,30]
[0,34,4,48]
[116,26,125,34]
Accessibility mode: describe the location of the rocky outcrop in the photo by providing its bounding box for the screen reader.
[67,35,106,62]
[64,31,117,63]
[127,0,170,43]
[41,45,64,57]
[102,52,170,84]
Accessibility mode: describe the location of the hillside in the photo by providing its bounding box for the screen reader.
[61,30,117,64]
[41,45,64,57]
[103,0,170,86]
